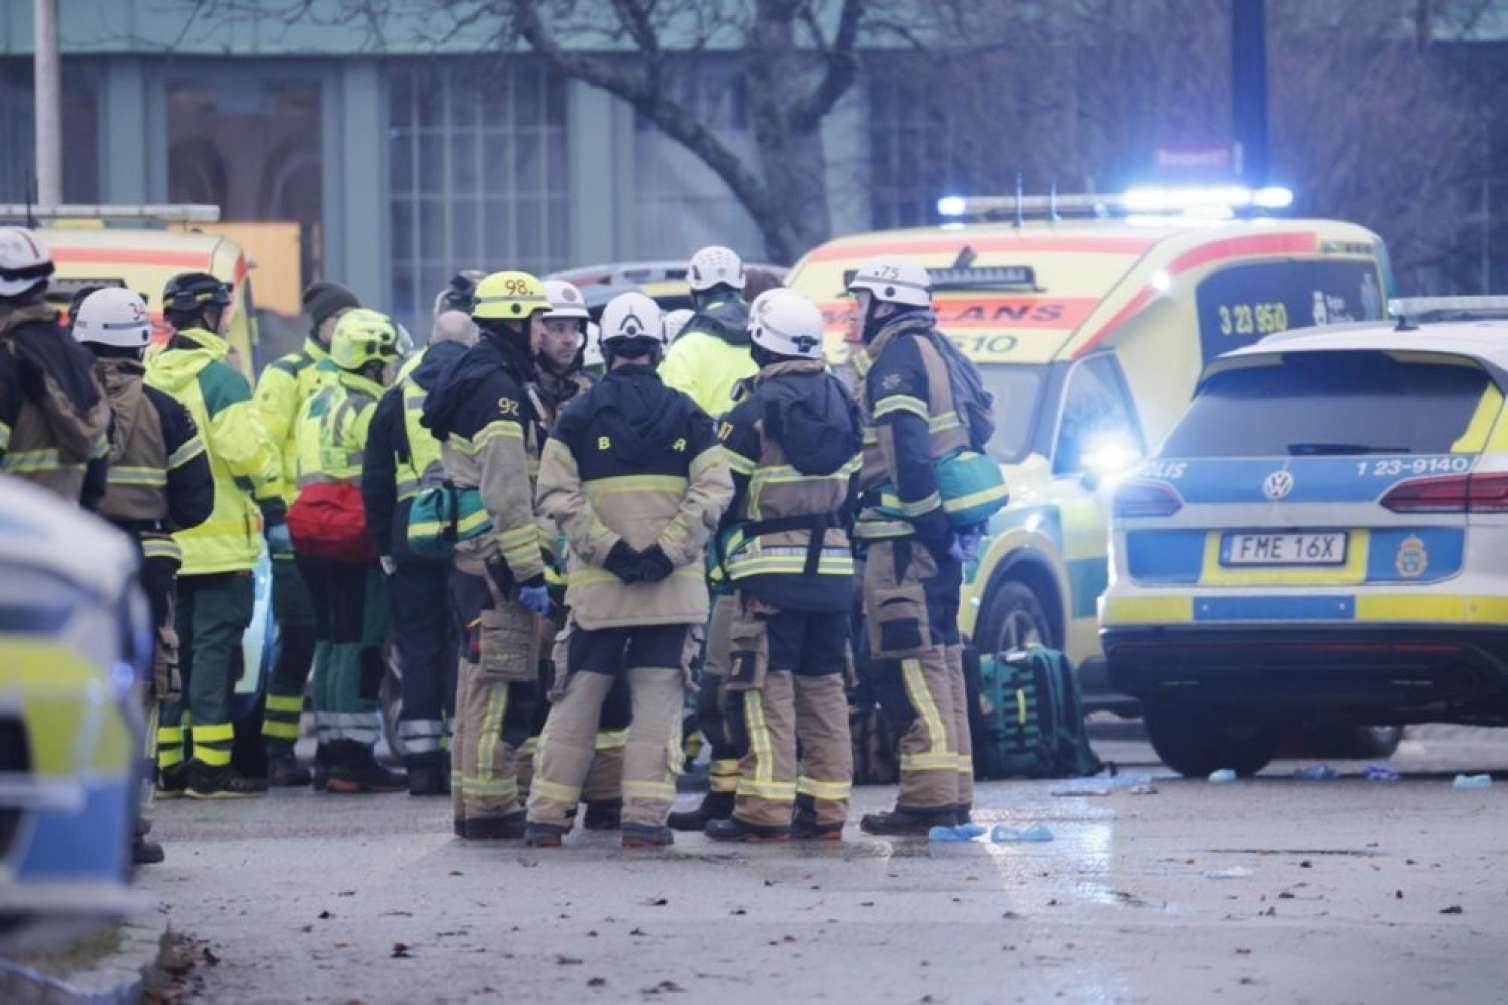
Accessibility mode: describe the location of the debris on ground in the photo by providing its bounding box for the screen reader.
[990,824,1054,844]
[1208,769,1238,784]
[1205,868,1253,880]
[1294,764,1338,781]
[1452,774,1492,789]
[1364,764,1401,782]
[391,942,413,959]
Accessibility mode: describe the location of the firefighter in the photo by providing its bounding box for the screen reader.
[0,227,111,506]
[255,280,361,786]
[420,271,556,841]
[287,308,406,794]
[361,310,476,795]
[847,256,974,836]
[73,287,215,863]
[146,272,284,799]
[516,280,628,830]
[657,245,754,416]
[526,291,733,850]
[703,289,862,842]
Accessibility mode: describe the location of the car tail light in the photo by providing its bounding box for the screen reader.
[1113,479,1183,518]
[1380,472,1508,513]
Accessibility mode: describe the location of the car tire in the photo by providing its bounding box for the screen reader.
[1144,703,1279,778]
[979,580,1054,655]
[1302,723,1404,760]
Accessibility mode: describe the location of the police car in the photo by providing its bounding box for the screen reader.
[1102,297,1508,776]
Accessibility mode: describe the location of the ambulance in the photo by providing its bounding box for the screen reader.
[786,190,1392,712]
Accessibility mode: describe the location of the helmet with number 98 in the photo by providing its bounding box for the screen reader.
[846,255,931,308]
[471,271,550,322]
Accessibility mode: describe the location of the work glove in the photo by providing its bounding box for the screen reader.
[379,555,398,576]
[637,544,675,584]
[518,583,553,617]
[265,521,293,556]
[603,540,643,584]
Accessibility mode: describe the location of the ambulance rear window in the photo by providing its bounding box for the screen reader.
[1163,351,1494,457]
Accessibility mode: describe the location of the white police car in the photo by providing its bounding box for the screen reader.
[1101,297,1508,776]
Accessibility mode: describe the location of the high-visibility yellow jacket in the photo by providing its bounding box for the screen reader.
[294,367,385,495]
[255,337,336,505]
[145,328,284,575]
[657,299,756,418]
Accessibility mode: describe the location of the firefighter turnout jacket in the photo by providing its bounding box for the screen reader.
[536,363,733,629]
[716,360,863,613]
[0,303,111,506]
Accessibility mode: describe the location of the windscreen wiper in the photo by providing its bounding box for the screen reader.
[1287,442,1410,455]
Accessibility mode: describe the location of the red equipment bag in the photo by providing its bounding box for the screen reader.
[286,482,377,563]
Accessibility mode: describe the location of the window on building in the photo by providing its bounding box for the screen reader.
[865,61,961,231]
[387,59,569,332]
[0,59,102,204]
[631,59,763,263]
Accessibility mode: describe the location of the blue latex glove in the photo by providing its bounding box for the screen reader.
[956,527,984,563]
[518,583,552,617]
[266,522,293,556]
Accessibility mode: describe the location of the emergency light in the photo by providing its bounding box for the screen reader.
[936,186,1294,221]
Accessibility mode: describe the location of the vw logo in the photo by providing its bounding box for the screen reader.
[1262,470,1294,501]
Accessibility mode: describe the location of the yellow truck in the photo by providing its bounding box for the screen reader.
[787,203,1392,711]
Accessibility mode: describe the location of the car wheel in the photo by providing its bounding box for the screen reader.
[1302,723,1404,760]
[1144,703,1279,778]
[980,580,1053,656]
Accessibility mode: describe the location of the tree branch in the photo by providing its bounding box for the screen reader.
[791,0,864,131]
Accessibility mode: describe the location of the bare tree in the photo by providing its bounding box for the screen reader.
[185,0,923,263]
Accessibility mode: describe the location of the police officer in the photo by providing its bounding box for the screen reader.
[73,288,215,863]
[362,309,476,795]
[421,271,556,840]
[0,227,111,506]
[288,308,406,794]
[847,256,974,835]
[146,272,284,799]
[704,289,862,842]
[526,292,733,850]
[255,280,361,786]
[658,245,754,416]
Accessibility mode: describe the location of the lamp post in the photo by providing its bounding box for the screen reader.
[33,0,62,206]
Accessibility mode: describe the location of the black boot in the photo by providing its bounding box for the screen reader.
[792,798,844,842]
[582,799,621,830]
[859,806,957,836]
[407,755,450,797]
[955,804,973,826]
[668,791,734,832]
[328,742,407,794]
[132,835,165,865]
[186,761,268,800]
[621,824,674,849]
[462,812,527,841]
[156,765,187,800]
[311,744,332,792]
[705,817,791,843]
[525,821,568,848]
[267,749,312,787]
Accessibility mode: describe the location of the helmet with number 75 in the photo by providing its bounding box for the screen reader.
[846,255,932,308]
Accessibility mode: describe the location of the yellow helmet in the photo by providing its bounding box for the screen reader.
[471,270,550,321]
[330,308,400,370]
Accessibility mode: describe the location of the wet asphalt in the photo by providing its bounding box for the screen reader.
[142,725,1508,1004]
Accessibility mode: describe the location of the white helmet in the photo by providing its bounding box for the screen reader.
[72,287,153,349]
[0,227,54,299]
[687,245,745,293]
[583,321,604,369]
[847,255,931,308]
[662,308,694,343]
[748,288,825,360]
[542,280,590,321]
[599,292,665,349]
